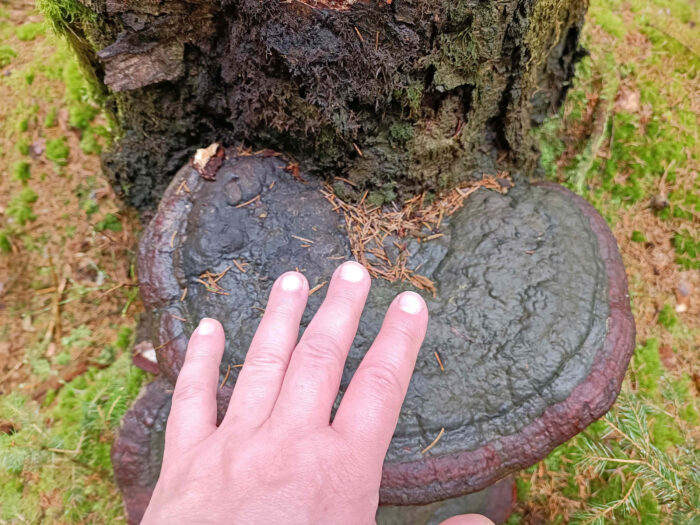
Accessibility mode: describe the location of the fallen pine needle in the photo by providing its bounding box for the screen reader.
[180,287,188,302]
[424,233,444,242]
[421,427,445,454]
[354,26,365,43]
[170,230,177,249]
[334,176,357,187]
[198,267,232,295]
[219,365,232,389]
[292,234,315,244]
[233,259,248,273]
[235,194,261,208]
[309,281,328,296]
[170,313,186,322]
[434,351,445,372]
[321,173,509,296]
[154,336,177,351]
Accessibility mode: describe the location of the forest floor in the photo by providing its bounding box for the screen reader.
[0,0,698,523]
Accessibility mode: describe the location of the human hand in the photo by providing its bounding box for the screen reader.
[142,261,493,525]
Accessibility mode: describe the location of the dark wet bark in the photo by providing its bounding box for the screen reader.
[62,0,587,209]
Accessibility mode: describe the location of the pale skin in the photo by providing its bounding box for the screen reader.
[143,261,493,525]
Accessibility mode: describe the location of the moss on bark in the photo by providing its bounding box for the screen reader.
[41,0,588,209]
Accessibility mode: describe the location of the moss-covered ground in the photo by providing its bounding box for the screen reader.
[518,0,699,522]
[0,1,144,521]
[0,0,698,523]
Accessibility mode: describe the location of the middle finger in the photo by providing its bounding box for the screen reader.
[271,261,370,428]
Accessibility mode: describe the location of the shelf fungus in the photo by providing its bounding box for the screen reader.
[112,150,634,524]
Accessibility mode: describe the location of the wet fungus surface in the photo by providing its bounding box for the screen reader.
[113,151,634,522]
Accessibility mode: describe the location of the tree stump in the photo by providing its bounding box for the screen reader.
[51,0,587,208]
[112,151,635,524]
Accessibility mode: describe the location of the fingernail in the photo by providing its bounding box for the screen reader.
[398,292,424,314]
[339,261,365,282]
[280,272,303,291]
[197,318,217,335]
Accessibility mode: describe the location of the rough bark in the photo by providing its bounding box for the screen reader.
[53,0,587,209]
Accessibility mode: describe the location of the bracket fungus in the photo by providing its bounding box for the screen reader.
[113,151,634,524]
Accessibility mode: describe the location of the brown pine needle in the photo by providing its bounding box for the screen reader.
[235,194,261,208]
[424,233,444,242]
[219,365,232,389]
[154,336,177,351]
[170,313,186,322]
[434,351,445,372]
[211,266,231,283]
[233,259,248,273]
[170,230,177,248]
[421,428,445,454]
[309,281,328,296]
[353,142,364,156]
[320,174,509,296]
[292,235,315,244]
[180,287,188,302]
[354,26,365,43]
[334,176,357,187]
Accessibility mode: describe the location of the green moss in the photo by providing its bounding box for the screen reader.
[672,230,700,270]
[389,122,414,145]
[17,117,29,133]
[16,138,30,156]
[79,127,101,154]
[0,230,13,253]
[651,412,684,451]
[94,213,122,233]
[68,102,98,130]
[657,304,678,329]
[11,161,31,183]
[36,0,95,36]
[367,191,386,208]
[44,106,58,128]
[593,10,626,38]
[669,375,699,424]
[633,338,662,397]
[0,352,146,522]
[16,22,45,41]
[505,514,522,525]
[0,44,16,67]
[515,477,531,503]
[63,60,88,101]
[630,230,646,243]
[45,137,70,165]
[401,83,424,117]
[7,187,39,226]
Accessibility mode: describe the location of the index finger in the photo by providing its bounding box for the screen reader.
[332,291,428,452]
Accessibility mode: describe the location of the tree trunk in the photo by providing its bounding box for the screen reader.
[51,0,587,209]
